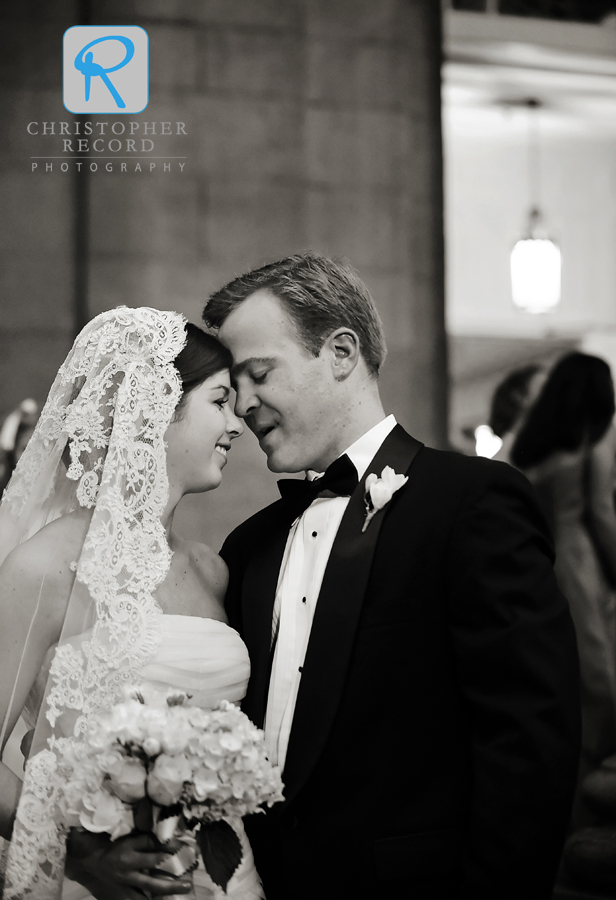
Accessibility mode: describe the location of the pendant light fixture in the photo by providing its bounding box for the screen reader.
[510,99,561,315]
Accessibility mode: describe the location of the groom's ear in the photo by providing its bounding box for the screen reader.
[323,328,361,382]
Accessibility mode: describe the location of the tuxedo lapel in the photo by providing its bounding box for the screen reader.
[281,425,423,805]
[241,503,296,728]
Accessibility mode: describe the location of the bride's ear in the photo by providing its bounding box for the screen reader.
[324,328,361,382]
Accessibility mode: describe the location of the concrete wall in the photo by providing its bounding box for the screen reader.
[0,3,79,415]
[2,0,447,551]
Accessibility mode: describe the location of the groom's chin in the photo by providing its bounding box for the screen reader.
[263,449,302,474]
[265,453,288,473]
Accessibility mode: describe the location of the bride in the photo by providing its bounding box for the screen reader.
[0,307,264,899]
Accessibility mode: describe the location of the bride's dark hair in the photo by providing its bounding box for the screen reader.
[173,322,232,414]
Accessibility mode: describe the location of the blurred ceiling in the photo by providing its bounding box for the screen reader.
[442,7,616,440]
[451,0,616,23]
[444,9,616,137]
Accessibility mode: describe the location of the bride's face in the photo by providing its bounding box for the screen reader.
[165,369,243,494]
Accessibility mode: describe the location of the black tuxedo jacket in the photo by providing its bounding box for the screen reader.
[221,426,581,900]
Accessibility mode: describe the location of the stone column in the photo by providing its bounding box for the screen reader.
[301,0,449,449]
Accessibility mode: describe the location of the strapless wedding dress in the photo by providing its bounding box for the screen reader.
[61,615,264,900]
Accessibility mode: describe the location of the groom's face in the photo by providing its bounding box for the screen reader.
[218,289,343,473]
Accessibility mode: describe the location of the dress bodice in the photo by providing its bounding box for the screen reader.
[21,616,251,738]
[141,615,251,708]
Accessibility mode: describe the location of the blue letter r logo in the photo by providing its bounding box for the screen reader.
[63,26,148,115]
[74,36,134,109]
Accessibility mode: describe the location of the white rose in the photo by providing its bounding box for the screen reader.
[367,467,408,510]
[161,716,193,755]
[140,707,169,744]
[143,737,161,756]
[365,472,378,491]
[106,758,147,803]
[79,789,134,840]
[368,480,392,510]
[383,466,407,490]
[106,703,145,744]
[98,749,125,773]
[147,753,192,806]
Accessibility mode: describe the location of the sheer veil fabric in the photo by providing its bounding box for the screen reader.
[0,307,188,898]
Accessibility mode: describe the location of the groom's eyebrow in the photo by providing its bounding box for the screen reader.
[231,357,276,378]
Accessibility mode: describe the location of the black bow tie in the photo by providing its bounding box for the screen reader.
[278,454,359,518]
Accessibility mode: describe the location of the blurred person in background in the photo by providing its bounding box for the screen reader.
[0,399,38,495]
[489,364,545,464]
[511,352,616,793]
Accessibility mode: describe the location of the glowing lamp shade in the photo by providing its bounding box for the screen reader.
[474,425,503,459]
[511,236,561,315]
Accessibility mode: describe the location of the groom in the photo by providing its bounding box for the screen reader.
[203,252,581,900]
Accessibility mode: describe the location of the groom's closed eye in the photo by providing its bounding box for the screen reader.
[251,370,269,384]
[231,357,277,383]
[230,358,276,409]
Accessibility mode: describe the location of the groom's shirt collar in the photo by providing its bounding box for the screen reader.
[307,414,397,483]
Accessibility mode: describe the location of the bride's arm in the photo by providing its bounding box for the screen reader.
[0,532,193,896]
[0,542,66,838]
[587,424,616,583]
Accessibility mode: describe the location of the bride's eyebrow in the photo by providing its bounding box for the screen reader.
[211,384,230,397]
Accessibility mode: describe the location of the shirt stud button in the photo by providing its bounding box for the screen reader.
[312,531,317,537]
[302,597,306,603]
[299,666,303,673]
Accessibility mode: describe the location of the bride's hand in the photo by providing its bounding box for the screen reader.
[65,829,194,897]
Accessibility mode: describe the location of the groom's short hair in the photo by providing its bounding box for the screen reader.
[203,252,387,378]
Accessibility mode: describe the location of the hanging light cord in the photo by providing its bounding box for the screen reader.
[527,99,542,232]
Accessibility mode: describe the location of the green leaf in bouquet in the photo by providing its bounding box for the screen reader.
[197,820,243,893]
[157,802,183,823]
[133,796,154,832]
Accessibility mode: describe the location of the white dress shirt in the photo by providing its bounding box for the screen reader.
[264,414,397,769]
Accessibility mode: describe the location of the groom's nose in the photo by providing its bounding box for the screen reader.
[234,385,259,419]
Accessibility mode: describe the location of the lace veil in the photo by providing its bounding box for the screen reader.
[0,306,187,898]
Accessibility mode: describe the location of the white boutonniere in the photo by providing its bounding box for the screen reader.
[362,466,408,532]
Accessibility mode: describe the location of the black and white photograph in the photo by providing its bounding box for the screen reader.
[1,1,616,898]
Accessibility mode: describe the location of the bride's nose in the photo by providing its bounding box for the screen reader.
[225,407,244,440]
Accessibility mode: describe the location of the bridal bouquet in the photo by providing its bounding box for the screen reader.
[56,686,284,893]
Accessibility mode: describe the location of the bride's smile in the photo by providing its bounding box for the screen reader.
[164,369,243,497]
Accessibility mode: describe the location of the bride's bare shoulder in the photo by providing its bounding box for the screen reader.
[0,508,92,591]
[183,538,229,600]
